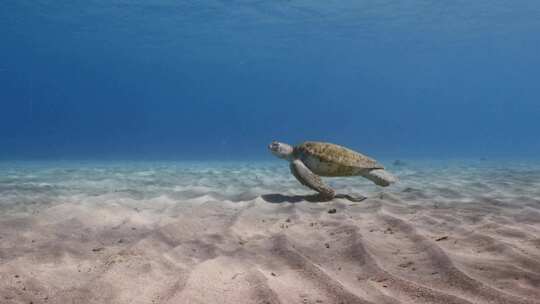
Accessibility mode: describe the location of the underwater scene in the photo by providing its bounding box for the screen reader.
[1,1,540,304]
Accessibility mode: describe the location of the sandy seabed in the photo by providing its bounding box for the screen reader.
[1,161,540,304]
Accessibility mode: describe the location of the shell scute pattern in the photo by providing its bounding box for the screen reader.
[294,142,383,176]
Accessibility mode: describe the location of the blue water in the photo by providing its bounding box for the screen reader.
[1,1,539,160]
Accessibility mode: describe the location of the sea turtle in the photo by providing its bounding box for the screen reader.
[268,141,397,201]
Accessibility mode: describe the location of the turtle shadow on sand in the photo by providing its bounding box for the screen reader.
[261,193,366,204]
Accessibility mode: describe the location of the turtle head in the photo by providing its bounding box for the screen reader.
[268,141,293,161]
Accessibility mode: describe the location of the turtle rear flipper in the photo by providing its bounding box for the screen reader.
[290,159,335,199]
[362,169,397,187]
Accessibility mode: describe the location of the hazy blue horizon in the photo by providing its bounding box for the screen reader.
[1,0,539,160]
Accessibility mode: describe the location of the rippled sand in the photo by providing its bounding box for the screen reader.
[1,160,540,304]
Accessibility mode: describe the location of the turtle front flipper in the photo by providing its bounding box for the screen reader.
[290,159,335,200]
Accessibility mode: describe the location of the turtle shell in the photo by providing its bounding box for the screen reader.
[293,141,384,177]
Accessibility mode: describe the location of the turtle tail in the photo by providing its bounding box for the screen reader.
[362,169,397,187]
